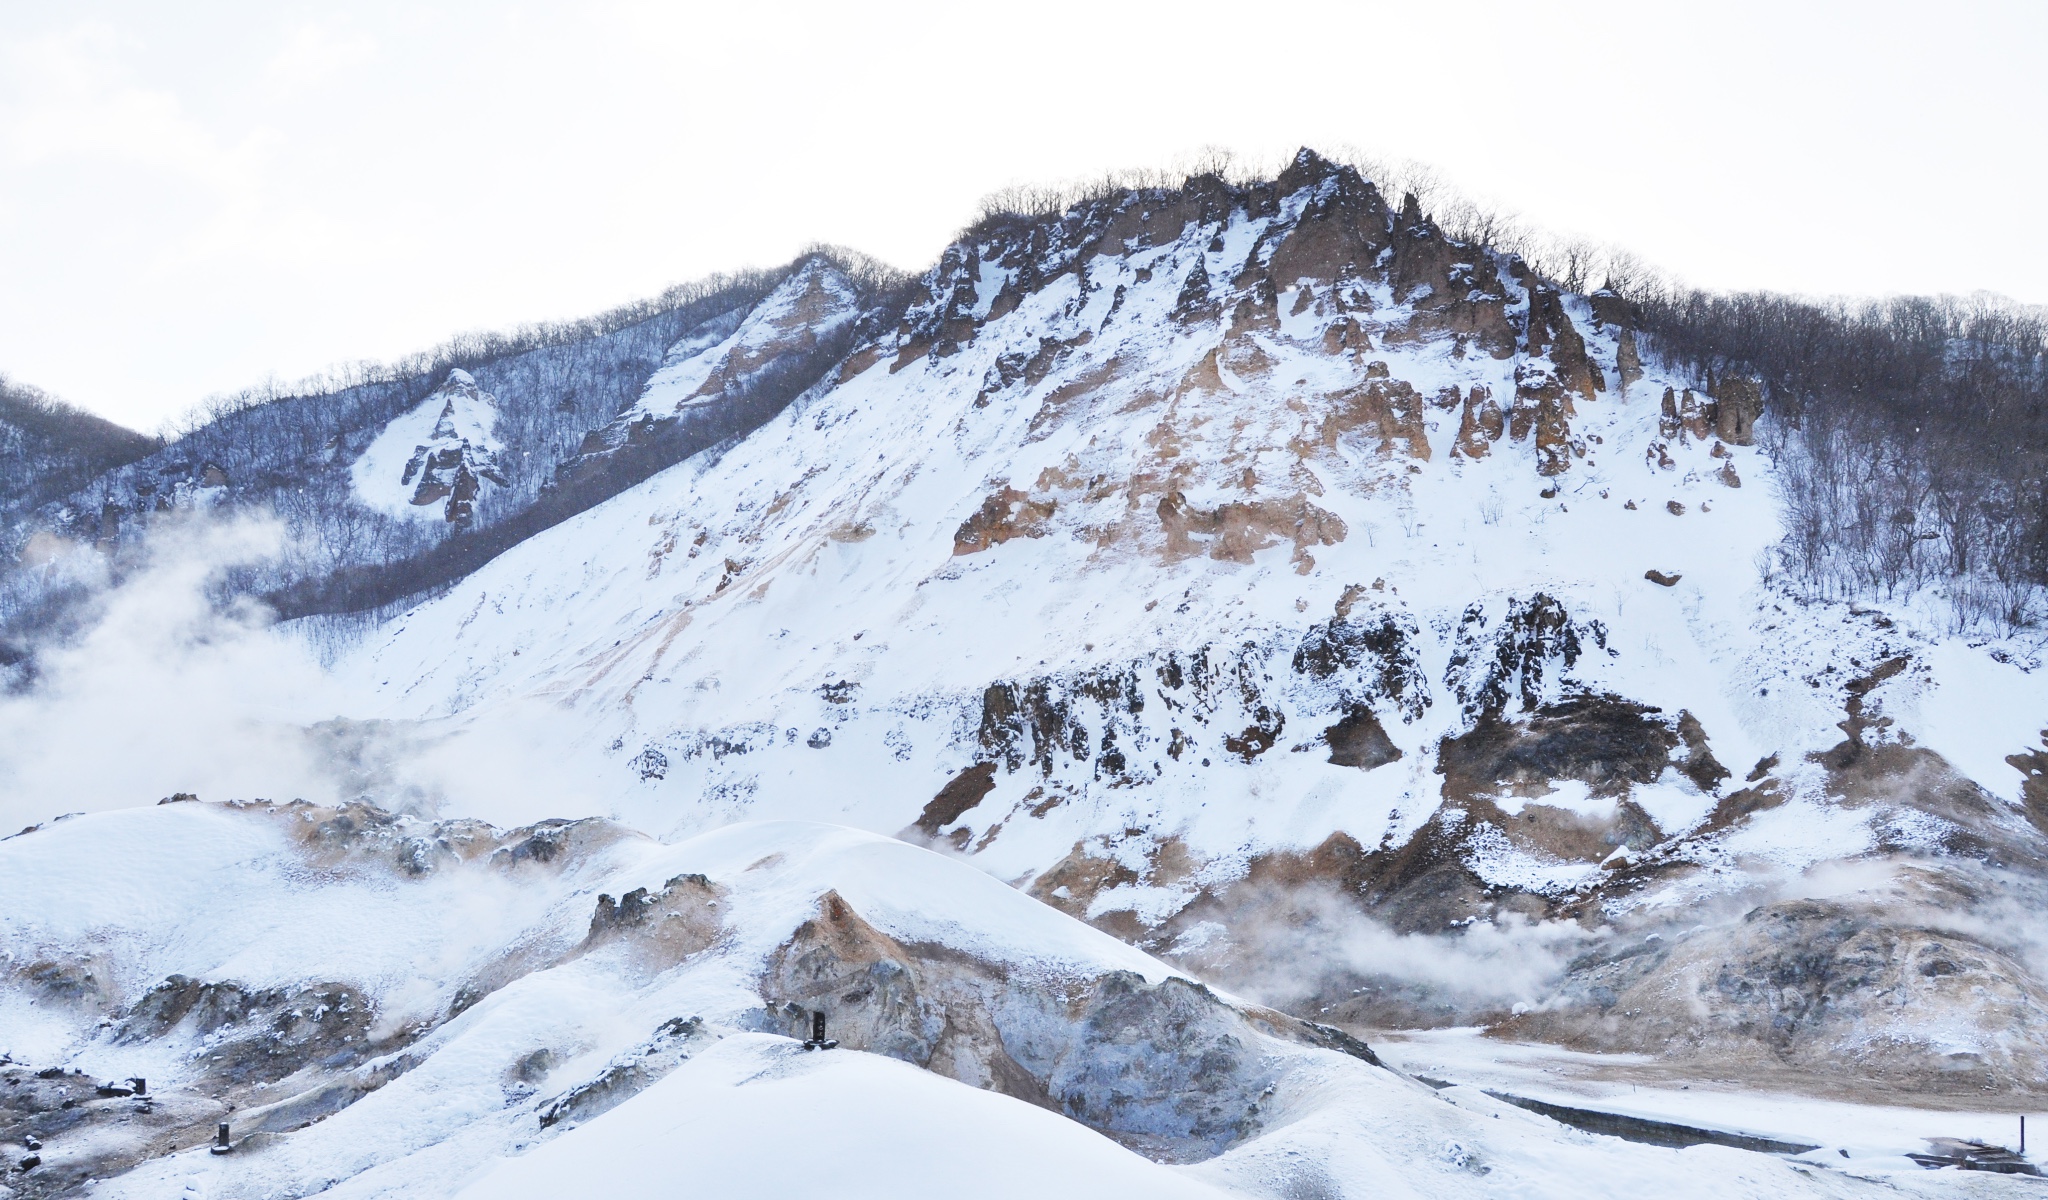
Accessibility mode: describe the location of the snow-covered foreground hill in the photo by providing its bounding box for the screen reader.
[0,801,2018,1199]
[5,152,2048,1196]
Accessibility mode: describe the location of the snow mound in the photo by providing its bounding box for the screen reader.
[454,1034,1235,1200]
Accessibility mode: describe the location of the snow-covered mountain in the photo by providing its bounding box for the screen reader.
[4,150,2046,1197]
[326,149,2048,1087]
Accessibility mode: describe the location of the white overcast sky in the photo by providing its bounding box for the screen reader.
[2,0,2043,430]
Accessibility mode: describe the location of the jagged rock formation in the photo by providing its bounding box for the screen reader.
[372,369,509,523]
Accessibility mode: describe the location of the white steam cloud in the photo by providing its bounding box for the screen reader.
[0,514,601,833]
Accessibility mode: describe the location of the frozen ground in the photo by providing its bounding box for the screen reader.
[1375,1027,2043,1176]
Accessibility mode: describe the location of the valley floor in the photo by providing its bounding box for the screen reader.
[1374,1027,2046,1179]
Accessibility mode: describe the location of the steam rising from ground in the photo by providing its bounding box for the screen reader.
[1172,884,1596,1016]
[0,515,600,832]
[1316,910,1593,1008]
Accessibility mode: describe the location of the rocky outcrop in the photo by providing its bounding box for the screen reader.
[759,889,1355,1160]
[913,762,999,836]
[1614,328,1643,393]
[1522,285,1603,405]
[1154,490,1345,573]
[1323,704,1400,768]
[538,1016,710,1130]
[398,370,507,524]
[952,486,1055,554]
[1290,592,1430,722]
[1508,899,2048,1093]
[1714,375,1764,444]
[1452,385,1505,458]
[583,872,726,967]
[115,976,386,1087]
[1444,593,1602,718]
[1303,375,1431,461]
[1384,193,1516,354]
[1436,695,1678,801]
[2007,735,2048,835]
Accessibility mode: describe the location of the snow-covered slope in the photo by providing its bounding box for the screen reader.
[324,152,2048,1092]
[0,799,1990,1199]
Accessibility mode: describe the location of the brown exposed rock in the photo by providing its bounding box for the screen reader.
[1523,285,1603,404]
[953,487,1056,555]
[583,873,727,971]
[1644,570,1681,587]
[1666,500,1686,515]
[1674,711,1731,792]
[1658,388,1681,439]
[1171,257,1218,325]
[1512,363,1578,476]
[2006,734,2048,836]
[116,977,384,1087]
[1384,193,1516,355]
[1223,705,1286,761]
[761,890,1302,1159]
[1155,490,1344,574]
[1718,459,1742,488]
[975,336,1067,405]
[1452,386,1505,459]
[697,261,864,395]
[1678,389,1715,441]
[1614,327,1643,394]
[1323,705,1401,769]
[1587,289,1634,329]
[1437,695,1680,801]
[1265,156,1395,289]
[1320,316,1368,357]
[1226,278,1281,337]
[1713,376,1764,445]
[914,763,999,836]
[1814,654,1913,765]
[1303,378,1430,461]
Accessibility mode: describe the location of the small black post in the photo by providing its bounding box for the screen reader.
[812,1011,826,1043]
[210,1122,232,1155]
[129,1076,146,1096]
[2022,1114,2027,1156]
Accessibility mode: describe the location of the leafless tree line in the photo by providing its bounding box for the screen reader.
[1634,289,2048,632]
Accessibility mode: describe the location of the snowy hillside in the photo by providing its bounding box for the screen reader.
[329,151,2048,1089]
[0,801,2004,1198]
[4,150,2047,1196]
